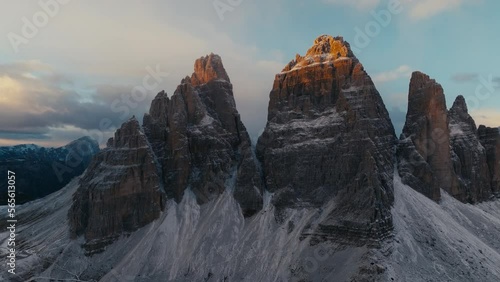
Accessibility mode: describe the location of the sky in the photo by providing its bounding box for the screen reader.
[0,0,499,147]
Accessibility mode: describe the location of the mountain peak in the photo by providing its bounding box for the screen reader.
[451,95,468,113]
[154,90,168,99]
[64,136,99,152]
[190,53,230,86]
[111,116,145,148]
[281,35,355,72]
[409,71,440,92]
[400,71,457,202]
[306,35,353,58]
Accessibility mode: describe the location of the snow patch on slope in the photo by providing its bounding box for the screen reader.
[449,122,465,136]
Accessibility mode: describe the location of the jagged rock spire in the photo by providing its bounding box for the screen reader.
[451,95,468,113]
[190,53,230,86]
[257,34,396,242]
[398,71,459,201]
[69,116,164,253]
[448,95,492,202]
[143,54,263,216]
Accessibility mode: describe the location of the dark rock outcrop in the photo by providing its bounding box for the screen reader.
[449,95,492,202]
[478,125,500,197]
[69,117,164,252]
[143,54,263,216]
[0,136,99,205]
[397,72,459,201]
[256,35,396,242]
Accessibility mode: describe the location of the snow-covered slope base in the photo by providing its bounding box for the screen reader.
[0,178,376,282]
[384,174,500,282]
[0,178,78,281]
[1,173,500,281]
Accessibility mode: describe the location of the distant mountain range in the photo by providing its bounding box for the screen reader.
[0,136,99,205]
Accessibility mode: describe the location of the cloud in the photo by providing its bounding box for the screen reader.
[0,61,156,146]
[372,65,412,83]
[451,73,478,83]
[407,0,469,20]
[322,0,474,20]
[0,1,285,147]
[323,0,381,10]
[0,127,95,147]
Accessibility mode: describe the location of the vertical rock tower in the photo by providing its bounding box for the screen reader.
[257,35,396,241]
[69,54,264,251]
[398,73,499,203]
[397,72,460,201]
[143,53,263,216]
[478,125,500,197]
[449,95,492,202]
[69,117,165,251]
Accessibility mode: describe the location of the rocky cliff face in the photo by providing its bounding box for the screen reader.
[143,54,263,216]
[478,125,500,197]
[69,54,264,252]
[69,117,165,252]
[397,73,499,204]
[0,136,99,205]
[449,95,492,202]
[397,72,459,201]
[256,35,396,242]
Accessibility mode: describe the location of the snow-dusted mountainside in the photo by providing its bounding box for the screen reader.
[384,174,500,282]
[0,136,99,204]
[1,172,499,281]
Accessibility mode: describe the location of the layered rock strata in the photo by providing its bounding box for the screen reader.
[143,54,263,216]
[449,95,492,202]
[257,35,396,241]
[70,54,264,250]
[478,125,500,197]
[69,117,165,251]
